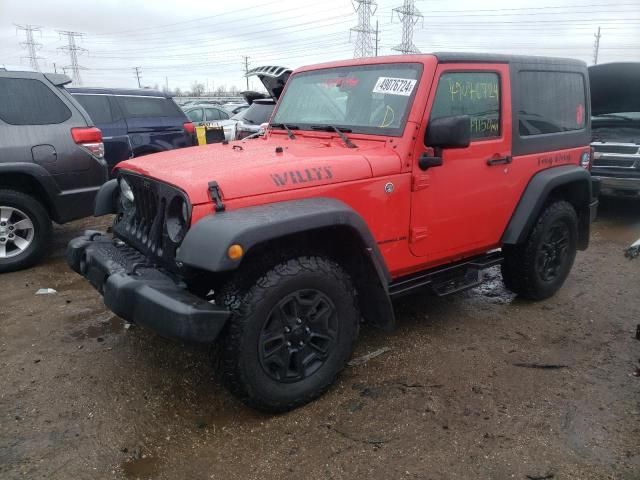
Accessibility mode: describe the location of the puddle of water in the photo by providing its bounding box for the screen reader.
[68,314,124,340]
[122,456,160,479]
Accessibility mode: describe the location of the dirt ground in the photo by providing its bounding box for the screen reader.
[1,197,639,480]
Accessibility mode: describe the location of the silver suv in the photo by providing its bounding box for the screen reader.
[0,68,108,272]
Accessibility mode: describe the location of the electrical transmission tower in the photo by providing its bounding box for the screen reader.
[593,27,602,65]
[15,24,43,71]
[351,0,377,58]
[57,30,87,85]
[392,0,423,55]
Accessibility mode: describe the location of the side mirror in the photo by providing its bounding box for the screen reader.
[425,115,471,149]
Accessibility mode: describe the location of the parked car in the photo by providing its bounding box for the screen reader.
[184,105,231,125]
[68,53,597,412]
[589,62,640,196]
[0,68,108,272]
[223,102,249,114]
[68,88,196,174]
[232,98,275,139]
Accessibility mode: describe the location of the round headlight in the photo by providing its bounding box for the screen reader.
[119,178,135,203]
[167,196,189,243]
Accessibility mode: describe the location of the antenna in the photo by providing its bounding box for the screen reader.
[392,0,423,55]
[15,24,44,71]
[350,0,377,58]
[57,30,87,85]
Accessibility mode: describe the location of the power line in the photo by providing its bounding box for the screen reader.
[15,24,43,71]
[57,30,87,85]
[351,0,377,58]
[392,0,423,54]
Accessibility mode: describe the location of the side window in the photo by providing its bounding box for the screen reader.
[518,71,586,136]
[219,110,230,120]
[73,94,114,124]
[116,96,183,118]
[186,109,204,122]
[205,108,221,121]
[430,72,500,140]
[0,78,72,125]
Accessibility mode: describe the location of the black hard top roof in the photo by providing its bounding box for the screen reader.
[433,52,587,68]
[67,87,171,98]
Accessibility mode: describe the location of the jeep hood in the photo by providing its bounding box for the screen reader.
[115,137,396,205]
[589,62,640,115]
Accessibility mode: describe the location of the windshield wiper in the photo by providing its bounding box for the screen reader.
[270,122,298,139]
[310,125,357,148]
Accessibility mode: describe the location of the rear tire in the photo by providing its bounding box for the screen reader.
[0,190,52,273]
[502,200,578,301]
[216,256,359,412]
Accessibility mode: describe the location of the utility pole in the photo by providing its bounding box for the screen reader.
[350,0,377,58]
[392,0,423,55]
[15,24,43,71]
[57,30,87,85]
[133,67,142,88]
[593,26,602,65]
[242,56,250,90]
[53,62,57,74]
[165,76,169,92]
[375,20,379,56]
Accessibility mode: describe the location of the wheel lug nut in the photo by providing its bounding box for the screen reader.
[0,222,5,227]
[305,327,310,333]
[296,318,302,325]
[286,341,291,347]
[8,234,14,238]
[298,341,304,346]
[284,326,291,333]
[8,226,13,231]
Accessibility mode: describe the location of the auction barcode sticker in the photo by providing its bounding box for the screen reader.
[372,77,417,96]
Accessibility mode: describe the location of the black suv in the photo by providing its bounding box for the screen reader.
[0,68,108,272]
[68,88,196,174]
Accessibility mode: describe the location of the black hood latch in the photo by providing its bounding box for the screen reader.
[208,181,226,212]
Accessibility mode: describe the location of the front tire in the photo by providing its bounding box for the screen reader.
[216,256,359,412]
[0,190,52,273]
[502,200,578,301]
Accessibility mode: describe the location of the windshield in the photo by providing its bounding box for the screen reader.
[272,63,422,135]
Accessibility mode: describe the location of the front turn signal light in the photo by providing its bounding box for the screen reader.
[227,244,244,261]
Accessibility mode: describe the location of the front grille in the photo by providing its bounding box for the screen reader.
[592,144,639,155]
[113,173,190,269]
[593,158,637,168]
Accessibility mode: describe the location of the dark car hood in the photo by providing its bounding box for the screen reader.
[589,62,640,115]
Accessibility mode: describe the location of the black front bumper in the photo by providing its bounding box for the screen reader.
[67,232,230,343]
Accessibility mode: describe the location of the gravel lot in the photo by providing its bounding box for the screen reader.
[1,197,639,480]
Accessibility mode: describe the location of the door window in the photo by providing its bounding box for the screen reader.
[186,108,204,122]
[116,96,183,118]
[73,94,114,124]
[0,78,72,125]
[430,72,500,140]
[205,108,221,121]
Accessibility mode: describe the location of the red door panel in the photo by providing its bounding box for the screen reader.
[409,63,513,261]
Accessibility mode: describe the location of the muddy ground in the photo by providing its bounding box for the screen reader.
[1,197,639,480]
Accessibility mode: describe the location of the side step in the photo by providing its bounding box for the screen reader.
[388,251,503,298]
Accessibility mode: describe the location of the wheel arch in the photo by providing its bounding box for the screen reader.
[502,165,593,250]
[178,198,396,331]
[0,165,60,222]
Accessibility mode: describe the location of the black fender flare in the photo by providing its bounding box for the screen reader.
[177,198,396,330]
[94,179,119,216]
[502,165,594,249]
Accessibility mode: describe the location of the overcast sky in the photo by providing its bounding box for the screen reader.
[0,0,638,93]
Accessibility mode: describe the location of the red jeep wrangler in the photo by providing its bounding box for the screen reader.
[68,54,598,411]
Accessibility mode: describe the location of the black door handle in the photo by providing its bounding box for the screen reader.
[487,155,512,166]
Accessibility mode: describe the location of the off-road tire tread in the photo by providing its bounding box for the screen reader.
[501,200,577,301]
[216,255,359,412]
